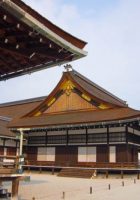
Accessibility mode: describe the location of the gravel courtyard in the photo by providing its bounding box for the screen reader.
[3,172,140,200]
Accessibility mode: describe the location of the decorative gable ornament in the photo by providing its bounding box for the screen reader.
[62,80,75,96]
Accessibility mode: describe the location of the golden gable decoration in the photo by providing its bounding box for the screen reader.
[61,80,75,96]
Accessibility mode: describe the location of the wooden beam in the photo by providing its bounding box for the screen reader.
[0,44,30,58]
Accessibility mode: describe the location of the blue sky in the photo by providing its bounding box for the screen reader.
[62,0,119,15]
[0,0,140,110]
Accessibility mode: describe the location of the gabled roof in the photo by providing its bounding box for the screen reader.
[0,96,46,137]
[0,96,45,118]
[0,118,15,137]
[8,107,140,128]
[8,69,140,128]
[0,0,87,80]
[69,70,127,107]
[23,69,127,117]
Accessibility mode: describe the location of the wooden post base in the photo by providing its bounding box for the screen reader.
[11,178,20,200]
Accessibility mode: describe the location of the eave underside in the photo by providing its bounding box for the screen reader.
[0,1,87,80]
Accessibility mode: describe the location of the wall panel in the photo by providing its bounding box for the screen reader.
[78,147,86,162]
[37,147,47,161]
[47,147,55,161]
[109,146,116,163]
[97,146,109,163]
[87,147,96,162]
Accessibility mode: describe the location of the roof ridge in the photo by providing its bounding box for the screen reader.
[71,70,127,106]
[0,96,46,108]
[0,116,12,122]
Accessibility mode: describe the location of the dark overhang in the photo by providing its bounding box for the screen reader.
[0,0,87,80]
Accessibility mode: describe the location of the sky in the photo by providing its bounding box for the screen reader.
[0,0,140,109]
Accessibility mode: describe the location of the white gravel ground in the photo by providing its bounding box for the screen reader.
[3,172,140,200]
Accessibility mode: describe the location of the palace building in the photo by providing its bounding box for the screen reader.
[0,68,139,169]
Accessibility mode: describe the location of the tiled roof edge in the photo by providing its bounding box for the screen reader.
[0,96,46,108]
[71,70,127,106]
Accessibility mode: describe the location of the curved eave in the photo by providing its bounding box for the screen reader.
[11,0,87,49]
[1,0,87,63]
[8,109,140,129]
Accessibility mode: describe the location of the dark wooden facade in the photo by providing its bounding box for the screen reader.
[24,125,140,168]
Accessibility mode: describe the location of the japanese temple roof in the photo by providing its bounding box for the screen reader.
[0,96,45,137]
[69,70,127,107]
[7,69,140,129]
[0,0,87,80]
[8,107,140,129]
[0,96,45,118]
[0,117,15,137]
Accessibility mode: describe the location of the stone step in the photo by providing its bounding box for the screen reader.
[58,168,95,179]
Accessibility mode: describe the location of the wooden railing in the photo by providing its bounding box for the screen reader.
[0,155,19,174]
[24,160,139,169]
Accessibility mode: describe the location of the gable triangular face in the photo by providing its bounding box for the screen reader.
[44,85,98,114]
[28,75,113,117]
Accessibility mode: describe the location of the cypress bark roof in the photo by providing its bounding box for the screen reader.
[7,69,140,128]
[9,107,140,128]
[69,70,127,107]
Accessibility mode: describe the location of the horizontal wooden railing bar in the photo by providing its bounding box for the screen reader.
[0,168,17,174]
[0,156,19,171]
[23,162,140,175]
[24,160,139,169]
[23,166,140,170]
[0,155,17,159]
[23,163,140,181]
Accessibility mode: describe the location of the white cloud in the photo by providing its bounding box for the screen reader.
[0,0,140,109]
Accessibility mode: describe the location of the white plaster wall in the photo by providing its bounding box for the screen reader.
[4,147,7,156]
[5,140,16,147]
[37,147,55,161]
[109,127,125,132]
[69,129,85,135]
[134,129,140,136]
[78,147,97,162]
[109,146,116,163]
[47,130,66,136]
[46,147,55,161]
[0,139,4,146]
[78,147,87,162]
[37,147,47,161]
[87,147,96,162]
[88,128,107,134]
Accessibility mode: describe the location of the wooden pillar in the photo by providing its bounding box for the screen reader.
[106,170,109,178]
[66,129,69,145]
[121,170,124,179]
[86,127,88,144]
[125,126,129,164]
[107,125,109,165]
[11,178,20,200]
[137,171,140,180]
[52,168,54,175]
[45,131,48,145]
[19,129,24,157]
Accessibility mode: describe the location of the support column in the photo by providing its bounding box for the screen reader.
[18,129,24,173]
[107,125,109,165]
[126,126,129,164]
[11,178,20,200]
[45,131,48,145]
[86,127,88,144]
[66,129,69,145]
[19,129,24,157]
